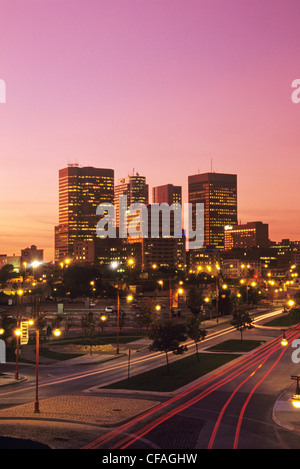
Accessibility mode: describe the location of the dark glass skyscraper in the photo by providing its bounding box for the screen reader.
[188,172,237,250]
[152,184,182,206]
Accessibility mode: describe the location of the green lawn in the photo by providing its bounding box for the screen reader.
[263,308,300,328]
[104,352,240,392]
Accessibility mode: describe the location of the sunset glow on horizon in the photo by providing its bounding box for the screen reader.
[0,0,300,261]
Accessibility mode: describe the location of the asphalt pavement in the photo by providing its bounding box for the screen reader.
[0,313,300,443]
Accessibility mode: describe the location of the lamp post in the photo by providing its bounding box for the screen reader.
[215,276,219,323]
[169,278,172,319]
[281,330,288,347]
[90,281,95,302]
[291,375,300,408]
[116,282,120,354]
[100,314,107,334]
[127,258,134,284]
[34,297,40,413]
[14,289,23,380]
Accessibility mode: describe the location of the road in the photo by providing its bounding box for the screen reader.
[1,308,300,450]
[81,321,300,450]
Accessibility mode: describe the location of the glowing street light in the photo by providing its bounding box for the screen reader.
[14,289,24,380]
[287,300,295,308]
[281,331,288,347]
[291,376,300,408]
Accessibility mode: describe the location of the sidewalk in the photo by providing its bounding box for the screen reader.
[0,341,159,428]
[272,382,300,435]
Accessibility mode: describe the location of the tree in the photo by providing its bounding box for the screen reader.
[64,314,75,338]
[137,298,159,330]
[187,285,203,317]
[81,311,96,355]
[118,309,126,331]
[148,319,187,375]
[50,313,64,330]
[0,264,16,286]
[231,310,253,341]
[295,291,300,306]
[185,316,207,361]
[63,265,100,298]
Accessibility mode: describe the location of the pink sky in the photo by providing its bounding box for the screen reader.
[0,0,300,261]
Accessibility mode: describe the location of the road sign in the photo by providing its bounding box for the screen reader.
[20,321,29,345]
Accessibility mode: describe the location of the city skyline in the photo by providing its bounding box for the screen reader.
[0,0,300,260]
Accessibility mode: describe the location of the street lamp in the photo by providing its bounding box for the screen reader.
[281,330,288,347]
[34,297,40,413]
[90,280,95,301]
[116,282,120,354]
[127,258,135,283]
[15,289,23,380]
[291,376,300,408]
[100,314,107,334]
[287,300,295,308]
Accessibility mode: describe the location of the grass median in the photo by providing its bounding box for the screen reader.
[263,308,300,328]
[104,352,240,392]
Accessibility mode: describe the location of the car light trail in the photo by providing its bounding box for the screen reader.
[82,326,300,450]
[207,327,298,449]
[114,333,297,450]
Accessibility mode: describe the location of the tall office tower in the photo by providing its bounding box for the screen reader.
[56,164,114,260]
[152,184,182,205]
[188,172,237,250]
[114,173,149,228]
